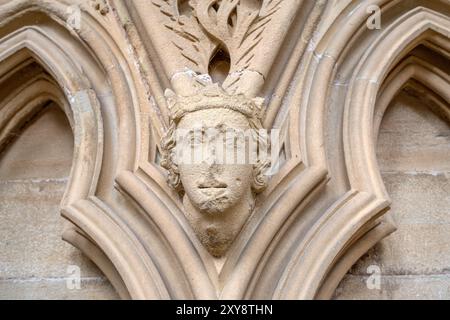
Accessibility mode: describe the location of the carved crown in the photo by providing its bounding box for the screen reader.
[165,82,265,122]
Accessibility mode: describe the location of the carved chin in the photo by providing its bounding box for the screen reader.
[199,226,234,258]
[198,196,231,214]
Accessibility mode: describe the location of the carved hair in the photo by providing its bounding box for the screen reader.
[160,111,271,194]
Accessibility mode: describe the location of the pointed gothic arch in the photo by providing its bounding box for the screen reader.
[278,4,450,300]
[0,0,448,300]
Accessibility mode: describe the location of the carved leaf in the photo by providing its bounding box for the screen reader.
[232,0,282,72]
[153,0,282,90]
[152,0,217,73]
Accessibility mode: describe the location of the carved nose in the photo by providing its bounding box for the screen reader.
[204,144,218,166]
[203,154,216,166]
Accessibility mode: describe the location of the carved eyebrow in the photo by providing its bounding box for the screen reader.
[186,127,205,135]
[215,123,226,131]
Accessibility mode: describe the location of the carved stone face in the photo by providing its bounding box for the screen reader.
[177,108,254,216]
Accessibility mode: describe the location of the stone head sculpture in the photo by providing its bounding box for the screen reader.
[161,83,270,257]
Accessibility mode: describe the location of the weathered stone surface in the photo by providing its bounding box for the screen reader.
[377,94,450,173]
[348,222,450,275]
[0,279,118,300]
[335,91,450,300]
[0,180,108,279]
[347,172,450,274]
[334,274,450,300]
[0,0,449,300]
[0,106,118,299]
[382,172,450,225]
[0,104,74,180]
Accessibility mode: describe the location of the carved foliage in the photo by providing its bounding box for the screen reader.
[152,0,281,83]
[152,0,218,73]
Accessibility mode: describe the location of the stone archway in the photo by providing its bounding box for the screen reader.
[335,90,450,299]
[0,0,448,300]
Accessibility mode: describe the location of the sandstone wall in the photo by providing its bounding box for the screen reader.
[0,104,118,299]
[334,92,450,299]
[1,93,448,300]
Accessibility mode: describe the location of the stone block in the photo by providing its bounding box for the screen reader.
[0,180,119,299]
[0,278,119,300]
[0,181,103,279]
[0,105,74,181]
[377,94,450,173]
[334,274,450,300]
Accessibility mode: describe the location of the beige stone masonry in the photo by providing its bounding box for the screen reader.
[0,0,448,300]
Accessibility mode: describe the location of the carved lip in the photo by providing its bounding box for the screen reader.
[198,182,228,197]
[199,188,227,198]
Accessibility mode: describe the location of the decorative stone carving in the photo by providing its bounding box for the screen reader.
[0,0,449,300]
[160,79,270,256]
[92,0,109,15]
[151,1,282,257]
[151,0,281,94]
